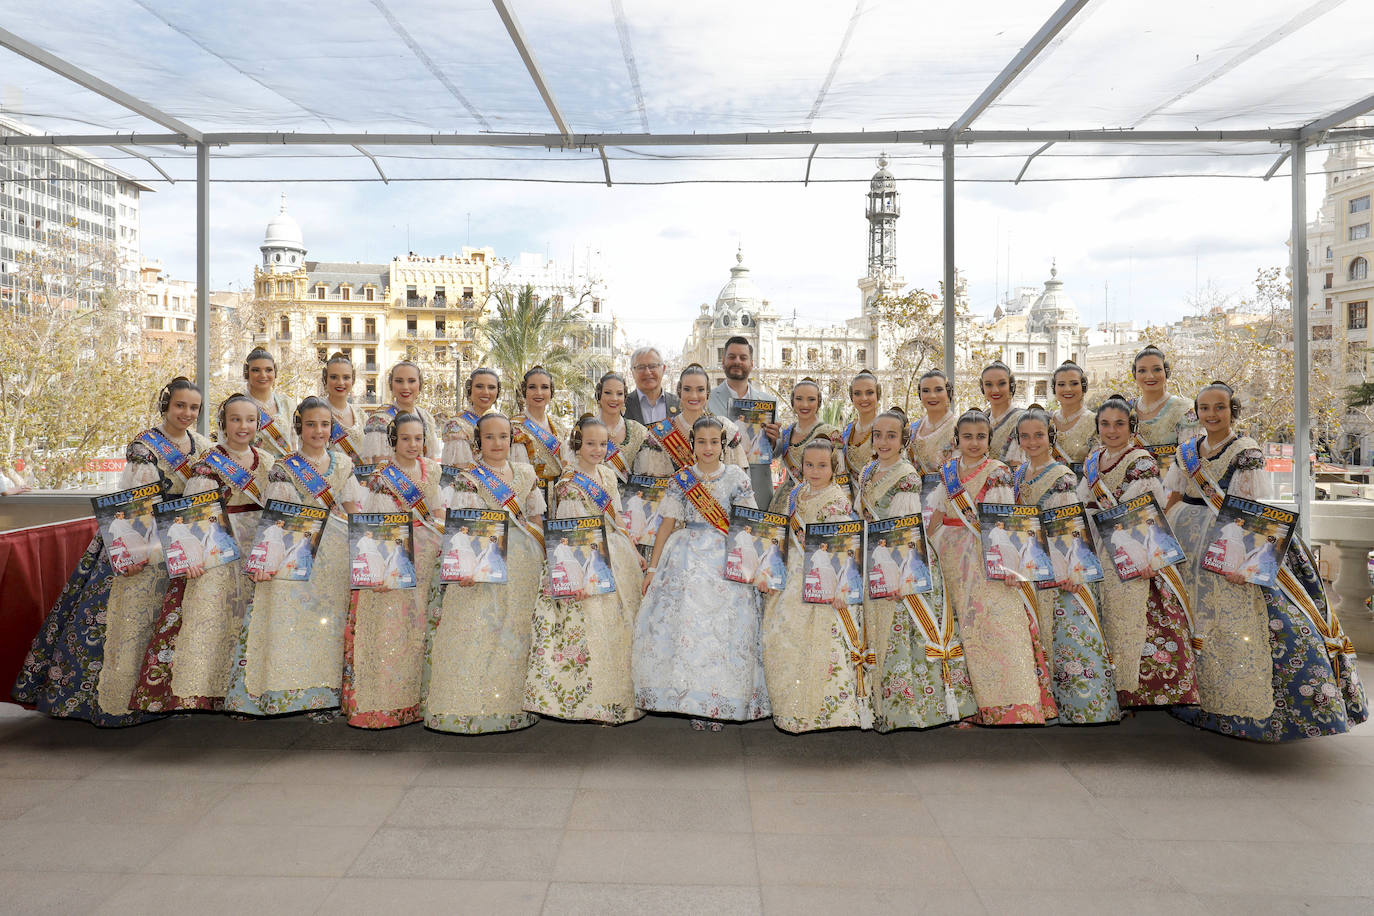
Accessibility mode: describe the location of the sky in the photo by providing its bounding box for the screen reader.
[134,151,1316,361]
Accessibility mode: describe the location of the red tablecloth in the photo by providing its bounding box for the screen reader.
[0,518,97,697]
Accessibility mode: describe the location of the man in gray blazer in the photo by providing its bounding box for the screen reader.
[708,336,780,507]
[623,346,680,425]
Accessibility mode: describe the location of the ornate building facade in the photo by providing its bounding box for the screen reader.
[983,263,1091,405]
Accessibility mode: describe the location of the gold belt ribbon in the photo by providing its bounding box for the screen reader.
[833,605,874,698]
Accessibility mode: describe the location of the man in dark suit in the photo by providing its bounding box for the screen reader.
[623,346,681,425]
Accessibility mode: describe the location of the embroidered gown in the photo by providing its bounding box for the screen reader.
[329,401,366,463]
[129,446,273,711]
[511,414,564,506]
[524,464,644,724]
[1134,394,1196,477]
[248,390,296,460]
[422,462,546,734]
[1051,409,1096,475]
[988,407,1026,468]
[605,417,648,494]
[1015,462,1120,724]
[1166,437,1367,741]
[361,404,442,462]
[226,449,361,715]
[633,415,749,478]
[931,458,1056,725]
[13,428,213,726]
[440,408,484,469]
[861,460,978,731]
[841,420,875,499]
[632,463,770,721]
[766,421,839,514]
[761,481,868,733]
[342,457,442,727]
[1077,447,1199,707]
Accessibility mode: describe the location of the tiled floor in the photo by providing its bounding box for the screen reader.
[1,700,1371,915]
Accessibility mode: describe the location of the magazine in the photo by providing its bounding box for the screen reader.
[919,472,944,527]
[723,504,788,590]
[544,515,617,597]
[978,503,1054,584]
[1092,493,1186,582]
[352,462,381,484]
[92,479,169,576]
[440,507,509,585]
[620,473,672,560]
[1039,501,1105,587]
[802,519,865,605]
[347,511,416,589]
[1200,495,1297,589]
[1147,443,1179,476]
[865,512,932,598]
[242,499,329,582]
[152,490,241,578]
[729,398,777,465]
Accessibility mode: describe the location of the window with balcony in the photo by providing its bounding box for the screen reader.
[1352,258,1369,282]
[278,316,290,340]
[1326,272,1335,289]
[1034,380,1048,398]
[406,316,418,337]
[831,347,841,362]
[1014,351,1025,368]
[856,348,866,365]
[316,316,328,335]
[365,287,375,302]
[435,319,446,337]
[365,347,377,371]
[340,317,352,336]
[364,317,376,336]
[1350,223,1370,242]
[781,347,793,364]
[1037,351,1047,367]
[144,315,164,330]
[1350,301,1368,330]
[1352,195,1370,214]
[1314,324,1333,340]
[175,318,189,332]
[341,286,350,301]
[315,285,325,300]
[406,285,417,303]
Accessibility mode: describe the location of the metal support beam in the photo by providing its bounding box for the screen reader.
[1014,141,1055,184]
[804,144,820,186]
[195,143,210,436]
[0,26,202,142]
[352,145,390,183]
[1301,91,1374,139]
[949,0,1090,135]
[113,145,176,185]
[1263,148,1290,181]
[598,146,612,186]
[491,0,572,144]
[1291,140,1311,531]
[942,141,956,382]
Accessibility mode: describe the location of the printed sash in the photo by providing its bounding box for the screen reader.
[1087,446,1200,648]
[377,462,440,534]
[202,447,264,506]
[257,407,291,454]
[671,466,731,535]
[646,417,695,471]
[283,452,336,511]
[1179,436,1351,671]
[604,437,629,481]
[137,428,194,480]
[566,470,631,539]
[512,416,562,481]
[467,463,544,548]
[330,420,363,465]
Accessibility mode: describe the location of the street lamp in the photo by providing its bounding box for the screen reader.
[449,341,462,416]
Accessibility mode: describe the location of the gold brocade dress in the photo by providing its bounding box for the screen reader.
[1051,408,1096,473]
[987,407,1025,468]
[248,390,297,460]
[129,446,274,711]
[841,419,875,500]
[767,421,839,514]
[362,404,443,462]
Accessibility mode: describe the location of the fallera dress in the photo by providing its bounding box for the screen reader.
[1166,435,1367,741]
[766,421,839,514]
[987,407,1026,468]
[761,480,867,733]
[422,461,546,734]
[247,390,296,460]
[13,428,213,726]
[361,404,442,462]
[632,463,770,722]
[1014,461,1120,724]
[225,448,361,715]
[860,458,978,731]
[129,445,273,712]
[524,464,644,725]
[1051,408,1096,475]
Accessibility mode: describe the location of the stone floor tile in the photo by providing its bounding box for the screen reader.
[248,749,431,786]
[543,882,762,915]
[320,877,547,915]
[413,751,587,788]
[1151,840,1374,897]
[905,758,1093,798]
[0,869,126,914]
[946,836,1184,893]
[552,830,759,886]
[99,874,336,915]
[923,792,1123,839]
[0,777,74,820]
[743,753,916,794]
[568,787,753,833]
[579,753,747,792]
[976,890,1211,915]
[749,790,940,837]
[1097,795,1325,843]
[85,745,284,783]
[16,778,232,826]
[0,745,127,780]
[755,834,969,890]
[136,713,312,749]
[201,783,406,828]
[347,827,561,880]
[0,821,183,872]
[385,785,575,830]
[140,823,377,877]
[1194,892,1374,916]
[761,886,986,916]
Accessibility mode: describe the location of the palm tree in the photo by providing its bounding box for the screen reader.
[479,283,599,416]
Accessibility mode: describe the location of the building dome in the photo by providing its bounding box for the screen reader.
[714,247,762,329]
[870,153,896,193]
[1027,261,1081,330]
[263,194,304,250]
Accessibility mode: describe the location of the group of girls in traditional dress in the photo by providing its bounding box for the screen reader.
[12,344,1366,743]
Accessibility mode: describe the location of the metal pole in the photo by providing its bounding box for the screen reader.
[1290,139,1311,530]
[942,141,956,381]
[195,142,210,436]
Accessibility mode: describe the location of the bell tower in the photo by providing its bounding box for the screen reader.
[858,154,906,310]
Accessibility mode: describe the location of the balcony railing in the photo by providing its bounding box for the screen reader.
[312,330,379,343]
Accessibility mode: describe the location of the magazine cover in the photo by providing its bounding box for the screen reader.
[437,464,467,514]
[1200,495,1296,589]
[544,515,617,597]
[1147,443,1179,476]
[93,479,169,576]
[352,462,381,484]
[978,503,1054,583]
[152,490,241,578]
[802,519,865,605]
[620,473,671,560]
[1039,501,1105,587]
[865,512,932,598]
[347,511,416,589]
[834,471,851,492]
[242,499,329,582]
[1092,492,1186,582]
[919,472,944,527]
[729,398,777,465]
[723,504,788,590]
[440,507,509,585]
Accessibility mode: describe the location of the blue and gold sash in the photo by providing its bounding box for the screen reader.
[565,469,631,538]
[283,452,335,510]
[512,416,562,481]
[137,428,194,480]
[672,466,731,534]
[377,462,432,525]
[468,462,543,547]
[257,407,291,454]
[604,437,629,480]
[646,417,695,470]
[330,420,363,465]
[202,447,264,505]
